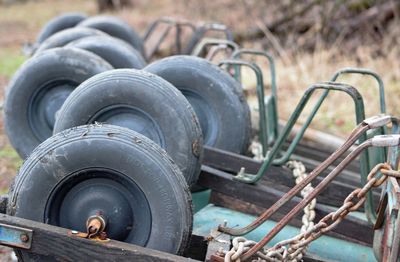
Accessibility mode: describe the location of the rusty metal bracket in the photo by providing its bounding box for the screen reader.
[68,214,109,242]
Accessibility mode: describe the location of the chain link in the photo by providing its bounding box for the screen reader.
[223,162,400,262]
[225,160,316,262]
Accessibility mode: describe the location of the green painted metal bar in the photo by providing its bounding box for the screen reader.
[219,59,269,156]
[191,39,239,57]
[193,205,376,262]
[233,82,367,184]
[331,67,386,113]
[231,49,279,147]
[331,67,387,224]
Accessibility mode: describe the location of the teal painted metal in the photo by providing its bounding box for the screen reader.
[192,189,211,213]
[193,205,376,262]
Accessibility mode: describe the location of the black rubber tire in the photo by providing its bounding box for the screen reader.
[66,35,146,69]
[53,69,203,186]
[4,47,113,159]
[36,12,87,44]
[34,27,107,54]
[77,16,146,58]
[7,124,192,260]
[145,55,251,154]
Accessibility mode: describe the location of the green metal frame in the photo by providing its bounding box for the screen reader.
[191,38,239,57]
[225,62,386,223]
[232,81,367,183]
[330,67,387,224]
[230,49,279,149]
[219,59,270,156]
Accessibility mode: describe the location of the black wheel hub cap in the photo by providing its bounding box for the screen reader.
[45,169,152,245]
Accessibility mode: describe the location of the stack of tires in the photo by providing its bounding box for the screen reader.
[4,13,251,259]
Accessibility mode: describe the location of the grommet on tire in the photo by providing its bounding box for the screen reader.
[4,47,113,158]
[67,35,146,69]
[145,55,251,154]
[36,12,87,44]
[53,69,203,186]
[77,16,145,58]
[7,124,192,259]
[35,27,107,54]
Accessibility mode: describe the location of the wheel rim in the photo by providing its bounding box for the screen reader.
[180,88,218,146]
[29,79,76,141]
[45,168,152,245]
[90,105,165,147]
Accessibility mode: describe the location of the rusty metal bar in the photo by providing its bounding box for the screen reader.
[241,134,400,260]
[219,115,395,236]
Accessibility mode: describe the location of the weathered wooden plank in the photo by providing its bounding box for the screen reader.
[0,214,197,261]
[198,165,373,246]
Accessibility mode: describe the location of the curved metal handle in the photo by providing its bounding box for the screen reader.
[191,38,239,57]
[234,82,368,184]
[331,67,385,113]
[231,49,279,146]
[219,59,268,156]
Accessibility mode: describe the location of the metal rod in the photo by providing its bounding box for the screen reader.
[231,49,279,147]
[232,82,366,184]
[219,121,370,236]
[219,60,268,155]
[242,139,377,260]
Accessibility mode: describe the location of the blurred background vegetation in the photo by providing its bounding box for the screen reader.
[0,0,398,193]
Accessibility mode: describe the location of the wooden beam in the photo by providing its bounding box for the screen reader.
[0,214,196,261]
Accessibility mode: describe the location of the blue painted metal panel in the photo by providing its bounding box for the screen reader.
[0,223,32,249]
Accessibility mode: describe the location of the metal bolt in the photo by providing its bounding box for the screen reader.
[20,234,29,243]
[99,231,108,240]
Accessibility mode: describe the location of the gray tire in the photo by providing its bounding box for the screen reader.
[145,55,251,154]
[36,12,87,44]
[77,16,145,58]
[35,27,107,54]
[8,124,192,259]
[4,47,113,158]
[53,69,203,186]
[67,35,146,69]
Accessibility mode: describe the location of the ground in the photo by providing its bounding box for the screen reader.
[0,1,398,257]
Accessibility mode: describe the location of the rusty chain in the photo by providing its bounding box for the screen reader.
[223,162,400,261]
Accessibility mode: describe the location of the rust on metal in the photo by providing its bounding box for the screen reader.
[68,214,109,242]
